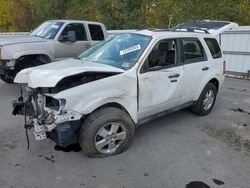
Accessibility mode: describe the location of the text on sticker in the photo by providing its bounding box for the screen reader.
[120,44,141,56]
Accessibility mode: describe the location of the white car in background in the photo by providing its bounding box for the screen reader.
[173,20,238,40]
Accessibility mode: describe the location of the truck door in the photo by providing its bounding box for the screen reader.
[54,23,91,60]
[87,24,106,46]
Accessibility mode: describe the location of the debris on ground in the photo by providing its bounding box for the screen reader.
[204,125,250,153]
[228,108,250,115]
[212,179,225,185]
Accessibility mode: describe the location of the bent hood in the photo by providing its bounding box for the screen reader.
[0,35,46,46]
[14,58,125,88]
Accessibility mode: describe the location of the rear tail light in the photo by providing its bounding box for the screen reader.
[223,60,226,74]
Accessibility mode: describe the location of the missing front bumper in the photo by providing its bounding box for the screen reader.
[12,91,83,147]
[48,121,81,146]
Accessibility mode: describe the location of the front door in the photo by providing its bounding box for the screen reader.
[54,23,91,60]
[138,38,184,119]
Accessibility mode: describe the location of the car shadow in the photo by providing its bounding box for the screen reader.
[135,109,197,140]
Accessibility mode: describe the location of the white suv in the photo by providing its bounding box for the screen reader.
[12,29,225,157]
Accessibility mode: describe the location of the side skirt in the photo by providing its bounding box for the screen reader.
[137,101,195,126]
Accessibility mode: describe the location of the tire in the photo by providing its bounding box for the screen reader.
[79,107,135,158]
[0,74,14,83]
[192,83,217,116]
[0,56,46,84]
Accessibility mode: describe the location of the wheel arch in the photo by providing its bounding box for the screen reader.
[208,78,219,92]
[194,77,220,101]
[82,102,136,124]
[16,54,52,64]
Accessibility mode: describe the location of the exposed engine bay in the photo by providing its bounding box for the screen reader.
[38,71,119,93]
[12,71,118,147]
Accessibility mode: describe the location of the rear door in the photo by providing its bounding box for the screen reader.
[87,24,105,46]
[179,37,209,104]
[138,38,184,119]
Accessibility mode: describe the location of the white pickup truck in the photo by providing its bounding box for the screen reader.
[0,20,108,83]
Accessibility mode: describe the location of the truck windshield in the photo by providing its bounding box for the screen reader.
[79,33,152,70]
[30,21,64,39]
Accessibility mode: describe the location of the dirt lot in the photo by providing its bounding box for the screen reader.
[0,77,249,188]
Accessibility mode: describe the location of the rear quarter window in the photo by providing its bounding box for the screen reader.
[204,38,222,59]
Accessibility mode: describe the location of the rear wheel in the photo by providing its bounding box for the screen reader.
[192,83,217,116]
[79,107,135,158]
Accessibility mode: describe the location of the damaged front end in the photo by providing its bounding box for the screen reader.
[12,85,82,147]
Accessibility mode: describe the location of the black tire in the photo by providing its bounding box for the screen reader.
[79,107,135,158]
[0,74,14,83]
[192,83,217,116]
[0,56,47,84]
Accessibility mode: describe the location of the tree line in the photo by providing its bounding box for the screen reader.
[0,0,250,32]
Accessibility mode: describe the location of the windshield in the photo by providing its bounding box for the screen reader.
[30,21,64,39]
[79,33,152,70]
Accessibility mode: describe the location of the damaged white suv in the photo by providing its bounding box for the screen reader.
[12,29,225,157]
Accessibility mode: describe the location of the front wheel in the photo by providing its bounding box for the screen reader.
[192,83,217,116]
[0,56,48,84]
[79,107,135,158]
[0,73,14,83]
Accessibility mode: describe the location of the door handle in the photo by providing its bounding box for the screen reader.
[202,67,209,71]
[168,74,180,79]
[171,79,178,83]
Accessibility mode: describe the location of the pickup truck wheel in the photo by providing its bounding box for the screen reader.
[0,74,14,83]
[192,83,217,116]
[0,56,47,84]
[79,107,135,158]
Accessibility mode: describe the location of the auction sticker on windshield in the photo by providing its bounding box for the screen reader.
[120,44,141,56]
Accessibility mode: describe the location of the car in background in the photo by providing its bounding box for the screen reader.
[173,20,238,41]
[0,20,107,83]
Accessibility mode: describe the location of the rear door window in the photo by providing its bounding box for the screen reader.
[88,24,104,41]
[204,38,222,59]
[181,38,206,63]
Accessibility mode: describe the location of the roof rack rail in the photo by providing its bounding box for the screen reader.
[136,28,171,32]
[171,26,210,34]
[136,27,209,34]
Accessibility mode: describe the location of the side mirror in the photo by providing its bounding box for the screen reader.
[58,30,76,43]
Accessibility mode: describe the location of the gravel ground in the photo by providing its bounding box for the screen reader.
[0,77,249,188]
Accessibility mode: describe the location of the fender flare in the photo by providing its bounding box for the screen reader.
[13,50,54,62]
[73,97,138,124]
[194,76,220,100]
